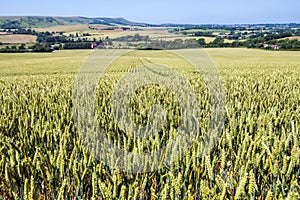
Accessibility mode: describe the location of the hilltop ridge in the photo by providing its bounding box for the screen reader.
[0,16,150,28]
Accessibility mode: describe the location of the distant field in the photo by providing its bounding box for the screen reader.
[1,48,299,75]
[75,28,181,41]
[181,29,230,34]
[104,28,176,39]
[0,50,90,76]
[35,25,181,40]
[0,34,37,44]
[14,26,237,44]
[278,36,300,41]
[223,39,235,43]
[205,48,300,67]
[35,24,91,33]
[100,28,233,42]
[154,36,234,43]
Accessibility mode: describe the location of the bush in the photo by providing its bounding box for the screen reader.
[63,42,92,49]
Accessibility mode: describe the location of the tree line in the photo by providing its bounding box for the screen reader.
[133,36,300,50]
[1,28,299,52]
[0,29,105,52]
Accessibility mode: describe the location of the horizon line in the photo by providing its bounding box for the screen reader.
[0,15,299,26]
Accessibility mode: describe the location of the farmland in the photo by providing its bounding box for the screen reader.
[1,19,300,52]
[278,36,300,41]
[34,25,92,35]
[0,34,36,44]
[0,48,299,199]
[0,50,89,76]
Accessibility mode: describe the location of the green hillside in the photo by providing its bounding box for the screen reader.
[0,16,148,29]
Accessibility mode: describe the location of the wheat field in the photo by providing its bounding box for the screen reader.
[0,48,299,199]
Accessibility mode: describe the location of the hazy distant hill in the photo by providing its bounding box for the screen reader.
[0,16,149,28]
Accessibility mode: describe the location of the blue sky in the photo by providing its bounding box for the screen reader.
[1,0,299,24]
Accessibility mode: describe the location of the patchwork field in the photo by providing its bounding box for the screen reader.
[34,25,218,42]
[278,36,300,41]
[0,48,299,199]
[34,25,179,40]
[34,24,92,33]
[90,28,181,40]
[0,34,37,44]
[181,28,230,35]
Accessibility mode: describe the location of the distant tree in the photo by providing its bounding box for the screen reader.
[213,37,224,44]
[194,31,213,37]
[31,44,52,52]
[198,38,206,46]
[185,39,201,48]
[206,37,225,47]
[18,43,26,50]
[64,42,93,49]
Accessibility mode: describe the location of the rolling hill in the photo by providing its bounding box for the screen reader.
[0,16,150,29]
